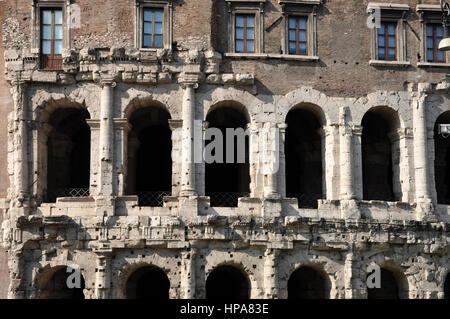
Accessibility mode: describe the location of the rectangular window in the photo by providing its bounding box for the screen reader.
[426,23,445,63]
[235,14,255,53]
[40,8,63,70]
[288,16,308,55]
[143,8,163,48]
[377,22,397,61]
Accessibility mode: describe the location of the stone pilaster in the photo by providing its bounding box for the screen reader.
[94,252,111,299]
[10,79,29,216]
[344,251,363,299]
[97,77,116,216]
[180,248,197,299]
[113,118,131,196]
[278,123,287,197]
[414,84,435,221]
[339,107,360,220]
[263,248,279,299]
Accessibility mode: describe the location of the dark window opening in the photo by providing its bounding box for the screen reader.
[285,109,323,208]
[362,109,397,201]
[40,8,63,70]
[205,106,250,207]
[126,266,170,299]
[47,108,90,203]
[288,266,326,299]
[434,112,450,204]
[39,267,85,299]
[206,265,250,299]
[126,106,172,206]
[367,268,399,299]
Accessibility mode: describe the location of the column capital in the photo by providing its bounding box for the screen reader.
[100,76,117,87]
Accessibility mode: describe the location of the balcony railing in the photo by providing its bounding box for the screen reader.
[46,188,90,203]
[137,191,172,207]
[287,193,321,209]
[207,192,250,207]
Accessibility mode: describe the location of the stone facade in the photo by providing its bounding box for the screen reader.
[0,0,449,299]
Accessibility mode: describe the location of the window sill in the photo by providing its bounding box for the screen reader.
[224,52,319,61]
[417,62,450,68]
[369,60,411,67]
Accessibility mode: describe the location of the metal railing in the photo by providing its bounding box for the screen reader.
[207,192,250,207]
[137,191,172,207]
[46,188,90,203]
[287,193,321,209]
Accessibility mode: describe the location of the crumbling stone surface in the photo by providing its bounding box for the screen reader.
[0,0,449,299]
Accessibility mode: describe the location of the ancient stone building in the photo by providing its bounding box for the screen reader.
[0,0,449,299]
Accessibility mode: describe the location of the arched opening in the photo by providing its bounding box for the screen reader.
[367,268,400,299]
[39,267,85,299]
[361,107,400,201]
[206,265,250,299]
[288,266,327,299]
[445,273,450,299]
[285,108,323,208]
[434,111,450,204]
[46,108,90,202]
[126,266,170,299]
[126,106,172,206]
[205,105,250,207]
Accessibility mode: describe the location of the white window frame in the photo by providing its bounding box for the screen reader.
[226,0,266,54]
[367,3,410,67]
[135,0,173,51]
[416,4,450,67]
[32,0,70,55]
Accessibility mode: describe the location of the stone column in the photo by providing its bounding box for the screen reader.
[414,86,434,219]
[278,123,287,197]
[99,78,116,197]
[97,78,116,216]
[263,248,279,299]
[113,119,130,197]
[339,107,355,200]
[263,123,279,198]
[169,119,184,196]
[11,80,29,215]
[352,126,364,201]
[180,248,197,299]
[180,83,198,196]
[94,252,111,299]
[248,123,260,198]
[8,249,24,299]
[86,120,100,197]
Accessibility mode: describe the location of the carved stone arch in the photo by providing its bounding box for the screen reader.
[205,260,258,299]
[285,262,332,299]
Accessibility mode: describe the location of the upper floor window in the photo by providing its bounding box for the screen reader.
[143,8,164,48]
[288,16,308,55]
[40,8,63,70]
[235,14,255,53]
[377,22,397,61]
[426,23,445,63]
[136,0,173,50]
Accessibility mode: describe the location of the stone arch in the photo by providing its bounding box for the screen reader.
[365,261,409,299]
[287,264,331,299]
[285,103,325,208]
[205,264,251,299]
[280,88,335,126]
[34,98,91,204]
[205,102,250,207]
[123,264,171,299]
[37,265,86,299]
[124,97,173,121]
[125,101,173,206]
[361,106,402,201]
